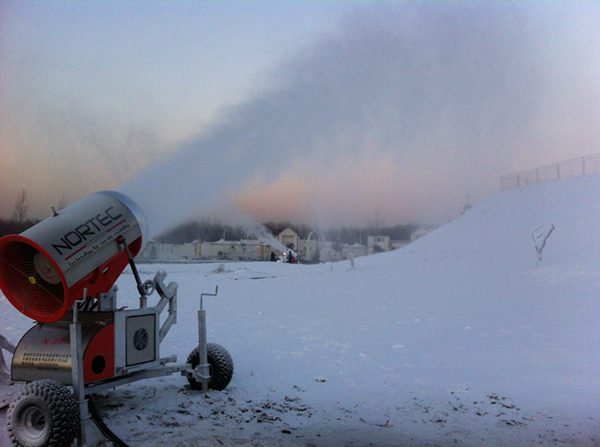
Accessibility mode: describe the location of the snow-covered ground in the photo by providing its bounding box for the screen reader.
[1,174,599,446]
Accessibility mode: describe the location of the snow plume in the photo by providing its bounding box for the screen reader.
[119,1,600,237]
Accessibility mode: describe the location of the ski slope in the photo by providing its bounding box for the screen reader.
[1,174,599,446]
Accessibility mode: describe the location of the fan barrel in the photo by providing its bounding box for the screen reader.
[0,191,147,322]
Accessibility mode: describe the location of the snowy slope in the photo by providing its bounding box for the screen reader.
[1,174,599,446]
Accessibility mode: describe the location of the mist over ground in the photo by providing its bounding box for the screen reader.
[119,1,599,237]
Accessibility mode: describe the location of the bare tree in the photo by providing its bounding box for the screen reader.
[13,188,29,223]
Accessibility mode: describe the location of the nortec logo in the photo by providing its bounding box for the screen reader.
[51,207,123,256]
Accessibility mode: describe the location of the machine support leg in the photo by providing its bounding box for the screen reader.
[71,303,88,446]
[197,309,210,392]
[194,286,218,391]
[0,334,15,385]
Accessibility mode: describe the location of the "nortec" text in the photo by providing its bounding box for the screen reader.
[51,207,123,256]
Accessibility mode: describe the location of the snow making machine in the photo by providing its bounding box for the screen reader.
[0,191,233,447]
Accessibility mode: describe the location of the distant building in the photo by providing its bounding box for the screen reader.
[300,238,322,263]
[138,227,420,263]
[139,239,274,262]
[199,239,272,261]
[139,241,197,261]
[278,228,300,251]
[199,239,233,259]
[367,235,390,254]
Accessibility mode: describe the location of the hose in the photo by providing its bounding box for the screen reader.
[88,396,131,447]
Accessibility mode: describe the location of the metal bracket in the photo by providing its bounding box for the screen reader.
[155,271,178,343]
[97,285,119,311]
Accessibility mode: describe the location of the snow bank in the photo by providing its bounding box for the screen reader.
[1,174,598,446]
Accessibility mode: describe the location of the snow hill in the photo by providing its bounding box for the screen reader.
[1,174,599,446]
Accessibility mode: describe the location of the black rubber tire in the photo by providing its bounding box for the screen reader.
[187,343,234,391]
[7,379,79,447]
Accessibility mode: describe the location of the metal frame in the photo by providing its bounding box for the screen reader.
[6,258,217,446]
[65,271,216,446]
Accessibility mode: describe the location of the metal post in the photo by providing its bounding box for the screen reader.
[197,308,209,392]
[71,293,88,446]
[196,286,218,392]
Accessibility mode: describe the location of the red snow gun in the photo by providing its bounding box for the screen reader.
[0,190,147,322]
[0,190,232,447]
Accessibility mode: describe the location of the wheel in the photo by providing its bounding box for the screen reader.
[187,343,234,391]
[7,379,79,447]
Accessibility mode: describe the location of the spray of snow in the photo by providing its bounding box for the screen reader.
[118,2,600,238]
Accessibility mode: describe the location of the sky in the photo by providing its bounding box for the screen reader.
[1,1,599,235]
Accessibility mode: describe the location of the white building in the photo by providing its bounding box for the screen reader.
[139,241,198,261]
[278,228,300,251]
[367,235,390,254]
[200,239,272,261]
[138,229,412,263]
[139,239,274,262]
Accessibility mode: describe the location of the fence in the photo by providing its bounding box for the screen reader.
[500,153,600,190]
